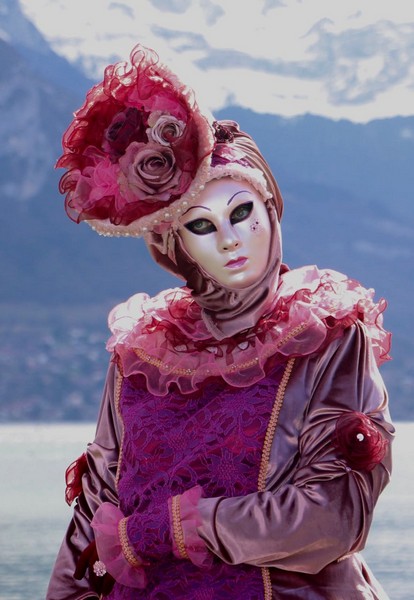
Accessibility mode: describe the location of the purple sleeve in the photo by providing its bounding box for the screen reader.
[46,362,122,600]
[195,323,394,573]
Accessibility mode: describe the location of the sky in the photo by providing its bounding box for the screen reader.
[20,0,414,123]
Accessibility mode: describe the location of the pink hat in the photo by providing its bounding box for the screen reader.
[57,44,280,238]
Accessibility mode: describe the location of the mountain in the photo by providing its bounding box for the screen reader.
[18,0,414,122]
[0,2,412,421]
[1,0,93,95]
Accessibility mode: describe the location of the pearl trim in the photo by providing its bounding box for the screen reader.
[86,161,271,238]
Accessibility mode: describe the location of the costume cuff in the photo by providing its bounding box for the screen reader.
[169,485,212,568]
[91,502,147,588]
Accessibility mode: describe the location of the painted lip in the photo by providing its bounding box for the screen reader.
[225,256,248,268]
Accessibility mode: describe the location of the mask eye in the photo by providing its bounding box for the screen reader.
[230,202,253,225]
[184,218,216,235]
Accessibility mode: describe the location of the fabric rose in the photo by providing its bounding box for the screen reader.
[334,412,388,472]
[57,44,215,229]
[147,112,185,146]
[103,107,148,160]
[118,141,182,202]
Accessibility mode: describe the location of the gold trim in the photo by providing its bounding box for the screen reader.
[275,323,307,351]
[262,566,273,600]
[133,323,307,377]
[257,357,295,492]
[258,357,296,600]
[171,495,190,559]
[134,347,194,375]
[118,517,142,568]
[114,366,124,491]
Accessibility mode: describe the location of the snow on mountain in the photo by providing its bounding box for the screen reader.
[18,0,414,122]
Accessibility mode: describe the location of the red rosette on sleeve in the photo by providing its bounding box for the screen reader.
[334,412,388,472]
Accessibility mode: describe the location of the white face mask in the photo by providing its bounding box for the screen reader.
[178,177,272,290]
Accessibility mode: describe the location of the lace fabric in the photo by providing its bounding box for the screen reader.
[107,265,391,396]
[104,361,286,598]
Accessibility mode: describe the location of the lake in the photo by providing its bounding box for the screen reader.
[1,422,413,600]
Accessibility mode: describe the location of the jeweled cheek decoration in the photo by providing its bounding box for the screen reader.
[250,219,261,232]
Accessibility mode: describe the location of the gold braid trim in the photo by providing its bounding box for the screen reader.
[118,517,142,568]
[258,357,296,600]
[261,567,273,600]
[171,495,190,559]
[114,366,124,491]
[113,366,143,569]
[133,323,307,377]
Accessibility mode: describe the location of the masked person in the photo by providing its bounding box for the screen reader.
[47,44,393,600]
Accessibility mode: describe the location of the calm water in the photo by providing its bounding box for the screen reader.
[1,422,413,600]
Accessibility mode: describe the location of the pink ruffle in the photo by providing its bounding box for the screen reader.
[168,486,212,568]
[106,265,391,396]
[91,502,147,588]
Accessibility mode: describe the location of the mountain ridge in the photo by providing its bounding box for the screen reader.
[0,2,412,421]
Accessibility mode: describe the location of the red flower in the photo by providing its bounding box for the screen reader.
[56,44,213,227]
[334,412,388,472]
[103,107,148,161]
[65,452,88,505]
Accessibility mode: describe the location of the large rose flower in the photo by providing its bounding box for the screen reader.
[333,412,388,472]
[103,107,148,160]
[118,141,182,202]
[57,44,215,231]
[147,112,185,146]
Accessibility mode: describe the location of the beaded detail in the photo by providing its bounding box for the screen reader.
[118,517,142,568]
[171,495,189,559]
[92,560,107,577]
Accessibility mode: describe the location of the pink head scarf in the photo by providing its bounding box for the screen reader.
[145,120,284,340]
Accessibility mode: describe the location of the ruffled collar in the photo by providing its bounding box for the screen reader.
[106,265,391,396]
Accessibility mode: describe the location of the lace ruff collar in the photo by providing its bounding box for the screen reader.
[107,265,391,396]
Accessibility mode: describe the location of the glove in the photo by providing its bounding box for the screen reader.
[74,540,116,597]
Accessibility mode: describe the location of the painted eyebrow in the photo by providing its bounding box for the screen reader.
[183,205,212,215]
[227,190,253,205]
[183,190,253,215]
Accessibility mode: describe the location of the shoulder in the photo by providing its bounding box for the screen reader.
[276,265,391,367]
[106,286,195,349]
